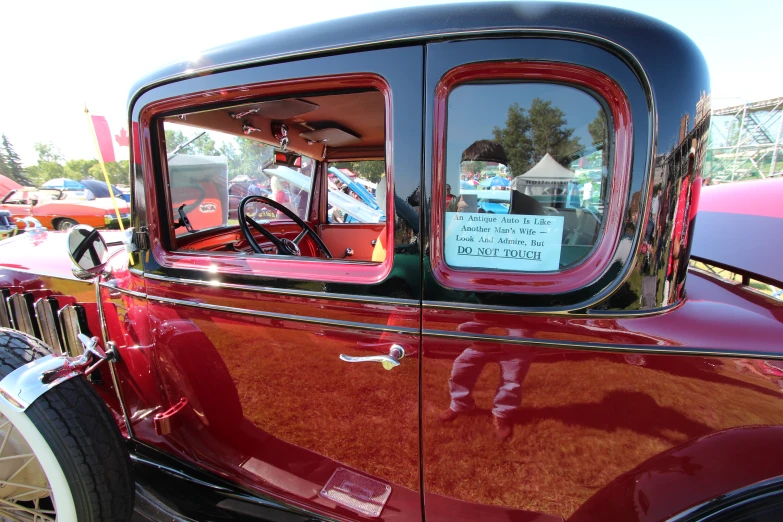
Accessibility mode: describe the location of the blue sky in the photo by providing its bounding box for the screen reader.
[0,0,779,165]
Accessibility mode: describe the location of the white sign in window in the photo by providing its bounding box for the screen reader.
[444,212,565,271]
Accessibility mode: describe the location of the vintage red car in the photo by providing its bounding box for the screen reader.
[0,3,782,521]
[0,175,131,231]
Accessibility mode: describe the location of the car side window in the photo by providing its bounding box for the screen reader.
[443,82,610,272]
[158,87,389,263]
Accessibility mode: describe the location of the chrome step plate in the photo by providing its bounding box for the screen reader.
[320,467,391,518]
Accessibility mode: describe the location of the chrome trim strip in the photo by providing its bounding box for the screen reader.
[95,280,134,438]
[99,282,147,299]
[130,452,332,520]
[142,271,418,306]
[34,298,62,354]
[131,454,234,492]
[421,299,682,318]
[58,305,84,357]
[7,293,35,337]
[0,291,11,329]
[146,294,420,334]
[422,328,783,361]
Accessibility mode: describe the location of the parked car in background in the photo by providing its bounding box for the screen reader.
[0,210,18,240]
[40,177,85,192]
[42,177,131,203]
[1,4,783,522]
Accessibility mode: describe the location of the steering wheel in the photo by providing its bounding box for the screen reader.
[237,195,332,258]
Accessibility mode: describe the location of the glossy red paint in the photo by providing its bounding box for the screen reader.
[569,426,783,522]
[422,269,783,521]
[2,9,774,521]
[423,272,783,355]
[138,74,396,285]
[429,62,633,294]
[142,276,422,522]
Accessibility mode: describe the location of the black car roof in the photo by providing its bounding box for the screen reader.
[129,1,704,105]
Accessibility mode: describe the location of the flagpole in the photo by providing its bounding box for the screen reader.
[84,104,125,231]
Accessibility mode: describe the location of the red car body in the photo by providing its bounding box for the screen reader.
[0,175,131,230]
[1,3,782,522]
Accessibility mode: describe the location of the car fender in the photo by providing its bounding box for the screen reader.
[568,426,783,522]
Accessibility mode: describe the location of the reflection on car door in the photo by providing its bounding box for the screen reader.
[140,46,425,522]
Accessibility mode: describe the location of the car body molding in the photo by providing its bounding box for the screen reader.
[145,294,420,334]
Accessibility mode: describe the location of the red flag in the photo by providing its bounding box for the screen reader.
[91,115,116,162]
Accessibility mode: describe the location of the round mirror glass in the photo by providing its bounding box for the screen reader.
[67,225,108,278]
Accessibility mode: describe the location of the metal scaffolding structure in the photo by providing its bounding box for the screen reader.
[705,97,783,181]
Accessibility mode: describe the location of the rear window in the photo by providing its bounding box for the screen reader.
[443,82,610,272]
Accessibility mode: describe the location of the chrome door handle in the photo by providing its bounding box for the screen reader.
[340,345,405,371]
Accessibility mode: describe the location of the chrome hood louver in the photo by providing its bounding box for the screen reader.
[1,288,90,357]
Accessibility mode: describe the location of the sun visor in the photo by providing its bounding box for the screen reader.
[300,128,362,147]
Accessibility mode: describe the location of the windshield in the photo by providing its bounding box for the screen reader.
[163,122,316,236]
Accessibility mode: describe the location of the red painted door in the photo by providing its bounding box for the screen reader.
[421,37,783,522]
[135,46,425,522]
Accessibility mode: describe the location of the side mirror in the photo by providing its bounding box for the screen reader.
[67,225,108,280]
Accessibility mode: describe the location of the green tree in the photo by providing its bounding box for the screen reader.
[528,98,581,164]
[1,134,33,185]
[0,147,10,181]
[25,142,65,184]
[588,110,608,145]
[461,161,487,177]
[87,160,130,186]
[164,129,189,154]
[223,137,274,179]
[492,102,533,176]
[65,159,99,180]
[492,99,582,175]
[332,161,386,183]
[165,129,220,156]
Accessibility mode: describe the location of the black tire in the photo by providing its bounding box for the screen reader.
[54,218,78,231]
[0,328,134,521]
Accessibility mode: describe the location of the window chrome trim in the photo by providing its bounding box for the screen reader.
[142,271,419,306]
[145,294,419,335]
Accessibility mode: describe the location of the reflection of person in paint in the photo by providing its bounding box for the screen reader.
[440,328,535,442]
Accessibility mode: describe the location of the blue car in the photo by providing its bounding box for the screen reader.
[41,178,131,203]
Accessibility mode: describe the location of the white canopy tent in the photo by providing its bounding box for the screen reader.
[510,153,576,196]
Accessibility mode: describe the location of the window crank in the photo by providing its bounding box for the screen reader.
[339,345,405,370]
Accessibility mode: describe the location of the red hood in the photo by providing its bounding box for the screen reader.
[0,174,22,195]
